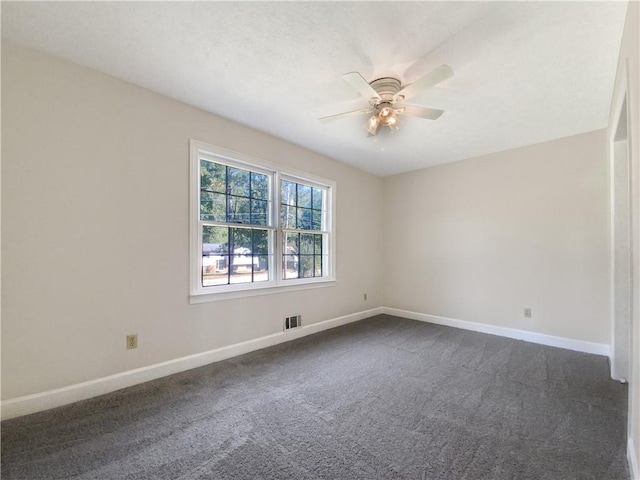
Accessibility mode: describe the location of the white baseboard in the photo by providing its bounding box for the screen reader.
[630,436,640,480]
[1,306,611,420]
[1,307,384,421]
[382,307,611,356]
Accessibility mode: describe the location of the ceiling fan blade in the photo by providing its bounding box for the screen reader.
[395,105,445,120]
[393,65,453,102]
[342,72,380,102]
[319,107,374,121]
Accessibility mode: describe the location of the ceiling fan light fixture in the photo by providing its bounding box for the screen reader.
[386,114,400,130]
[365,104,400,135]
[378,105,395,125]
[364,115,380,135]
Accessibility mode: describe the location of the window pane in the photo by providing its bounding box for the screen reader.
[314,234,323,255]
[231,228,252,252]
[312,187,323,210]
[251,199,268,225]
[202,264,229,287]
[300,256,314,278]
[252,229,269,255]
[281,205,296,229]
[297,208,312,230]
[253,255,270,282]
[297,184,312,208]
[228,197,250,223]
[200,160,226,193]
[203,225,228,251]
[200,191,226,222]
[283,255,298,279]
[202,226,229,286]
[230,254,254,283]
[314,255,323,276]
[228,167,250,197]
[284,232,299,255]
[312,210,322,230]
[251,172,269,200]
[281,180,296,206]
[300,234,314,254]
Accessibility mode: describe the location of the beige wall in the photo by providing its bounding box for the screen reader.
[1,42,384,400]
[608,1,639,476]
[383,130,610,344]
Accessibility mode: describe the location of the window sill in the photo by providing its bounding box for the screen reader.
[189,279,336,304]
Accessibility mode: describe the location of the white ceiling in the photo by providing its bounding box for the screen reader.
[1,1,628,176]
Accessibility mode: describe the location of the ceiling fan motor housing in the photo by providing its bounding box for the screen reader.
[368,77,403,107]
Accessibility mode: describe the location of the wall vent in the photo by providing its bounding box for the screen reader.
[284,314,302,331]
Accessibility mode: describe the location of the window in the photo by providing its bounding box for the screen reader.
[281,179,326,280]
[190,140,335,301]
[199,161,272,287]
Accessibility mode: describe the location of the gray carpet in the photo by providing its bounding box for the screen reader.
[1,315,630,479]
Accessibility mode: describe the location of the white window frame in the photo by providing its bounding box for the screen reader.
[190,140,336,303]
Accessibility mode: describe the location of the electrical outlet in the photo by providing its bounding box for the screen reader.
[524,308,532,318]
[363,293,368,301]
[126,334,138,350]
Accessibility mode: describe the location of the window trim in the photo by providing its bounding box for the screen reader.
[189,140,336,303]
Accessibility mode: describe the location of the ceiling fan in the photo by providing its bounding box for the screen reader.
[320,65,453,136]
